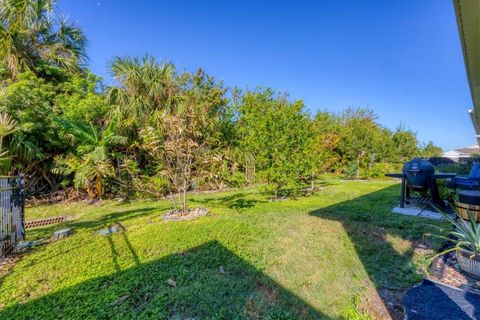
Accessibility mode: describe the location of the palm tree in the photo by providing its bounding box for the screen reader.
[53,118,126,199]
[0,0,87,79]
[0,112,17,170]
[107,55,176,127]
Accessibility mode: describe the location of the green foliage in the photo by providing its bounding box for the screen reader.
[421,141,443,158]
[310,111,343,174]
[0,0,87,79]
[344,162,360,179]
[0,0,443,199]
[55,72,109,124]
[436,180,456,202]
[54,118,126,199]
[319,109,423,179]
[431,207,480,256]
[436,162,472,176]
[392,124,420,162]
[235,89,313,196]
[0,71,63,163]
[0,112,19,172]
[363,162,402,179]
[0,66,113,193]
[107,55,176,128]
[225,171,246,188]
[137,68,229,210]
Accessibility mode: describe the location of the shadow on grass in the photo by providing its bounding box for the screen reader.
[27,207,162,240]
[0,241,327,319]
[308,184,461,319]
[192,193,267,214]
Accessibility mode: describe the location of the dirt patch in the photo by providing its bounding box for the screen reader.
[412,240,435,256]
[0,252,25,278]
[162,207,209,221]
[243,283,278,319]
[360,240,436,320]
[26,188,90,206]
[361,287,405,320]
[257,283,278,304]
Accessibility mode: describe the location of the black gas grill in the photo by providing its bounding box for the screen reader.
[403,158,435,192]
[386,158,456,208]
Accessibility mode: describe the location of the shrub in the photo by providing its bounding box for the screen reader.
[226,172,246,188]
[435,163,473,176]
[363,162,402,179]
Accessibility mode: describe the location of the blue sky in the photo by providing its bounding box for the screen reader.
[59,0,473,151]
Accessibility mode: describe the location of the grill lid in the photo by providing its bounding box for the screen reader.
[402,158,435,191]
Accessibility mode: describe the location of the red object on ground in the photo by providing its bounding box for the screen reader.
[25,216,71,229]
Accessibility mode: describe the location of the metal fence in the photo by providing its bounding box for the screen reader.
[0,176,25,258]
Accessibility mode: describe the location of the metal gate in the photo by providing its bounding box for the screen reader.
[0,176,25,258]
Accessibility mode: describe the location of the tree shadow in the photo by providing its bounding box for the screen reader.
[0,241,328,319]
[191,193,266,214]
[27,207,161,240]
[104,230,141,273]
[308,184,464,319]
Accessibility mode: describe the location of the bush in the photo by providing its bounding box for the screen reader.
[225,171,246,188]
[435,163,472,176]
[343,162,359,179]
[364,162,402,179]
[436,180,456,202]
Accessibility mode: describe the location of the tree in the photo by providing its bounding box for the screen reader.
[0,67,109,193]
[310,111,343,176]
[0,70,61,182]
[421,141,442,158]
[235,89,313,197]
[140,69,228,212]
[55,71,109,125]
[337,108,383,178]
[0,0,87,80]
[392,124,420,162]
[0,1,446,198]
[107,55,176,129]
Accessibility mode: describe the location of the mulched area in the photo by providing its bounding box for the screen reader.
[162,207,209,221]
[402,247,480,319]
[404,279,480,320]
[430,251,480,295]
[401,237,480,319]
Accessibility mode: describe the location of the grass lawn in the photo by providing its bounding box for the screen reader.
[0,180,443,319]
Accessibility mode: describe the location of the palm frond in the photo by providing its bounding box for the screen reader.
[0,0,85,79]
[107,55,177,124]
[56,118,98,146]
[9,133,43,162]
[432,205,480,255]
[0,112,18,138]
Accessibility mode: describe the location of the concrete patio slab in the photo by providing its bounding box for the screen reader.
[392,206,445,220]
[418,210,445,220]
[392,206,422,216]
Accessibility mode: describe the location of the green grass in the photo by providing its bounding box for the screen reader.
[0,180,443,319]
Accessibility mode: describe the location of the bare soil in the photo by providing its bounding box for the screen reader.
[361,287,405,320]
[161,207,209,221]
